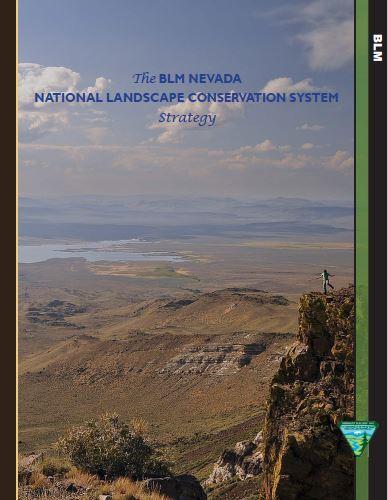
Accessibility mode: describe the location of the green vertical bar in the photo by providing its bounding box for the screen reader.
[355,0,369,496]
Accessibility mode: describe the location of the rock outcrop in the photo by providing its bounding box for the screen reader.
[27,300,86,328]
[143,474,207,499]
[158,343,267,375]
[205,431,263,485]
[18,453,43,484]
[260,287,354,500]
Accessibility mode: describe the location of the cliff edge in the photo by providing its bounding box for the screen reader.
[260,287,355,500]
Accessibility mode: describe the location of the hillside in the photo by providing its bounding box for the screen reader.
[19,288,297,480]
[70,288,298,339]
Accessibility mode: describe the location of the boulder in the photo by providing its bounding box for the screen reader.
[66,483,78,492]
[18,453,43,484]
[143,474,207,499]
[253,430,263,445]
[19,453,43,469]
[205,434,263,485]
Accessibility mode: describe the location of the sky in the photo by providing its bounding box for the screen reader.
[18,0,354,200]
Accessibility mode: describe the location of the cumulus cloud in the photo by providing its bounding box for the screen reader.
[18,63,111,141]
[18,63,81,109]
[149,94,243,143]
[239,139,277,153]
[298,0,353,71]
[151,127,183,145]
[84,77,112,94]
[261,77,321,93]
[220,139,350,172]
[20,139,353,199]
[239,139,291,153]
[301,142,316,150]
[260,0,353,71]
[298,19,354,71]
[19,110,70,141]
[297,123,325,131]
[325,150,354,170]
[301,0,352,21]
[222,151,313,170]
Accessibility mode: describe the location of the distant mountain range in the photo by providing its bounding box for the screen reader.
[19,196,353,241]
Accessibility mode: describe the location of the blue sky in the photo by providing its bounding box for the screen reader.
[19,0,354,200]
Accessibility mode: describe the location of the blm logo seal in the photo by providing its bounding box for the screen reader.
[339,421,379,457]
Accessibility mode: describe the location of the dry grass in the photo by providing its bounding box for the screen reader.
[65,467,100,489]
[18,485,74,499]
[18,462,167,500]
[29,472,51,493]
[97,477,167,500]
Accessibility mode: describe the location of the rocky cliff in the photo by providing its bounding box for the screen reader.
[260,287,354,500]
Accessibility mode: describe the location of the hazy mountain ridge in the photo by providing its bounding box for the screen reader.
[19,196,353,236]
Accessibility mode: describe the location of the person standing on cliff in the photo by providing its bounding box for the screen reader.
[317,269,335,294]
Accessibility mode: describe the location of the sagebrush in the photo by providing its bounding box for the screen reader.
[55,413,170,480]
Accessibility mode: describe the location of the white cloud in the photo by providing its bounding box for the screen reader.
[260,0,353,71]
[221,140,350,172]
[18,63,80,109]
[301,0,352,23]
[222,151,313,170]
[297,0,354,71]
[261,77,320,93]
[297,123,325,131]
[19,109,70,141]
[301,142,315,150]
[20,141,353,199]
[149,93,243,143]
[84,77,112,93]
[325,150,354,170]
[239,139,277,153]
[298,19,354,71]
[239,139,292,154]
[18,63,111,141]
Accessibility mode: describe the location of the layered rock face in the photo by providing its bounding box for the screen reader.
[158,343,267,375]
[261,287,354,500]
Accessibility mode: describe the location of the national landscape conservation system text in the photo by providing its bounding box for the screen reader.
[34,71,339,104]
[34,72,340,128]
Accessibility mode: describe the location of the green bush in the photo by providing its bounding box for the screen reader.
[55,413,170,480]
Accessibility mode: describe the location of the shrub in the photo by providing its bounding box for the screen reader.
[55,413,170,480]
[41,456,70,477]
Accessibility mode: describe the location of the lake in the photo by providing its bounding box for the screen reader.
[18,239,183,264]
